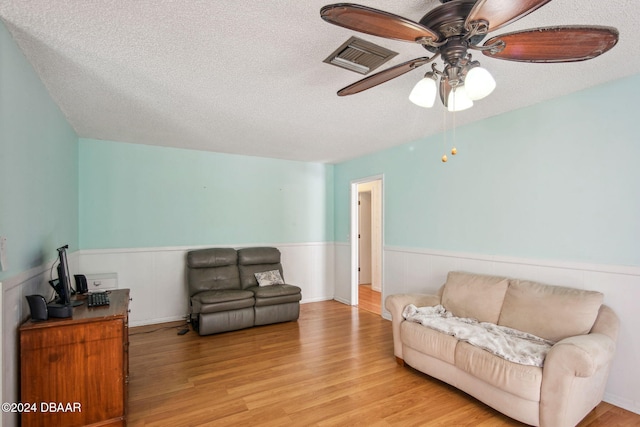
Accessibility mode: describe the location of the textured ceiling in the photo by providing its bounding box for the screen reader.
[1,1,639,163]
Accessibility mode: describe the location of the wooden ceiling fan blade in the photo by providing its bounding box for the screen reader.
[337,57,431,96]
[482,26,619,63]
[321,3,439,43]
[465,0,552,33]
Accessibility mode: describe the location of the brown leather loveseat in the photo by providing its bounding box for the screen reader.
[187,247,302,335]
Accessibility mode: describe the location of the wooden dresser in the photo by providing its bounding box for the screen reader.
[20,289,130,427]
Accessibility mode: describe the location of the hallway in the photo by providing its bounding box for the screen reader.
[358,283,381,314]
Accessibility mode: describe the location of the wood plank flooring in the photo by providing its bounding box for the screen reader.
[128,300,639,426]
[358,283,381,314]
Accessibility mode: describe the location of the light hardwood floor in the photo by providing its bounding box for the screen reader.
[128,301,639,426]
[358,283,381,314]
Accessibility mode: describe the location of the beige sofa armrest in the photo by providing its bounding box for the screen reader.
[385,293,441,360]
[590,304,619,341]
[546,333,616,377]
[540,306,619,427]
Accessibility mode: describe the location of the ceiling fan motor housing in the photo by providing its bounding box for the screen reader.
[419,0,486,52]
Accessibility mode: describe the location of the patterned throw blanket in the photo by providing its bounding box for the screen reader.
[402,304,555,367]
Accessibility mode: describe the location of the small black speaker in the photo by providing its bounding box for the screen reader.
[74,274,88,294]
[26,294,48,321]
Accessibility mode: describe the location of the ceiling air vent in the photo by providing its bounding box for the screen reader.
[323,36,398,75]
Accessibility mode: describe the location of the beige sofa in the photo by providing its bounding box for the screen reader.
[385,271,619,427]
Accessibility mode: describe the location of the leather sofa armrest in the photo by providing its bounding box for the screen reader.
[385,293,441,360]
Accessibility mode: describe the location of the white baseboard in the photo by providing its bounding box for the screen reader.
[301,296,334,304]
[130,315,187,328]
[333,296,351,306]
[603,392,640,416]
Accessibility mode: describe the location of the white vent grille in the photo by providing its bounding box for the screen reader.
[323,36,398,75]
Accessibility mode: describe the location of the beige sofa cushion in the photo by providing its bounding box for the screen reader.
[498,280,603,343]
[401,321,458,364]
[441,271,509,324]
[455,341,542,402]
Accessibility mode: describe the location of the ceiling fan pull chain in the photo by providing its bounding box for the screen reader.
[442,105,448,163]
[452,100,457,157]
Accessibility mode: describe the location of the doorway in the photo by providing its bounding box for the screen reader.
[351,177,383,315]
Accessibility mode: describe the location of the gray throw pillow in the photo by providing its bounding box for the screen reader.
[254,270,284,287]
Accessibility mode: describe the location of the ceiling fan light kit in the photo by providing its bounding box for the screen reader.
[464,65,496,100]
[409,73,438,108]
[447,86,474,112]
[320,0,619,111]
[410,62,495,109]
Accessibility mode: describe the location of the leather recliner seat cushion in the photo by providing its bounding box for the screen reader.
[192,289,255,314]
[251,283,301,298]
[253,285,302,307]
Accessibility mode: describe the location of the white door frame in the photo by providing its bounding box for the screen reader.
[350,175,384,308]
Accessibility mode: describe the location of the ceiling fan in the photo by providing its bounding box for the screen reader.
[320,0,619,111]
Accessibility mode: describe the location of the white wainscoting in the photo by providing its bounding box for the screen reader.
[1,243,332,427]
[4,242,638,423]
[365,245,639,415]
[1,252,79,427]
[77,242,336,327]
[333,242,352,305]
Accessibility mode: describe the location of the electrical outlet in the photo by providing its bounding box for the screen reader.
[85,273,118,290]
[0,236,7,271]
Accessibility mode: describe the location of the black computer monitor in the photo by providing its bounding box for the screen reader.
[54,245,83,307]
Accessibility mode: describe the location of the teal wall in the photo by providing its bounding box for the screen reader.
[335,74,640,267]
[3,9,639,272]
[79,139,334,249]
[0,22,78,281]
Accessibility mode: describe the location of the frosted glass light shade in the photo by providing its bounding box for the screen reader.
[447,86,473,111]
[409,75,437,108]
[465,66,496,100]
